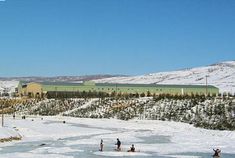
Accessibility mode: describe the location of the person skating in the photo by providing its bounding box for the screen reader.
[115,138,121,151]
[127,144,135,152]
[213,148,221,157]
[99,139,104,151]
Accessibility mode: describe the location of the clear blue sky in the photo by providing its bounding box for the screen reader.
[0,0,235,77]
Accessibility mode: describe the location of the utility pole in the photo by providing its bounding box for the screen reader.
[55,87,58,98]
[143,106,146,120]
[115,83,117,93]
[115,83,117,97]
[2,113,3,127]
[1,104,4,127]
[205,75,209,96]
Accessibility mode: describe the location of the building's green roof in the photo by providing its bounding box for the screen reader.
[40,82,83,86]
[97,83,218,89]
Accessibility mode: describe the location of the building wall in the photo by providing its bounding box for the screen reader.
[94,85,218,95]
[26,83,43,97]
[18,81,27,97]
[18,81,219,98]
[42,85,95,92]
[42,84,219,96]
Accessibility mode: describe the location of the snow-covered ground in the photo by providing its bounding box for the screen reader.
[0,116,235,158]
[0,127,20,140]
[94,61,235,94]
[0,80,18,95]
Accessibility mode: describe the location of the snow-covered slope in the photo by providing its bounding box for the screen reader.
[0,81,19,95]
[94,61,235,94]
[0,127,20,139]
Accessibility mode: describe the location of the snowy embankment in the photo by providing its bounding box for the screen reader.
[0,127,21,142]
[62,98,99,115]
[0,116,235,158]
[0,80,18,95]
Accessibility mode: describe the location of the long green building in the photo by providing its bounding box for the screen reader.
[18,81,219,98]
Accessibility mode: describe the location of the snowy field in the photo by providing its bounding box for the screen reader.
[0,127,20,140]
[0,116,235,158]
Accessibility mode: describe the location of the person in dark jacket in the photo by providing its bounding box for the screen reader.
[99,139,103,151]
[115,138,121,151]
[127,144,135,152]
[213,148,221,157]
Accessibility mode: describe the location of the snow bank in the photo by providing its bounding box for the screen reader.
[0,80,18,94]
[0,127,20,140]
[7,117,111,141]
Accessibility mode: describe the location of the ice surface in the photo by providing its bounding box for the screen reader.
[0,153,73,158]
[165,155,201,158]
[0,116,235,158]
[93,151,151,157]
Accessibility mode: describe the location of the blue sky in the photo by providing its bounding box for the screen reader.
[0,0,235,77]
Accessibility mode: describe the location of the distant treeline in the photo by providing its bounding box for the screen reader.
[45,90,233,99]
[46,91,149,99]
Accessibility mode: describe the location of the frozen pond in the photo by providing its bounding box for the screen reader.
[0,116,235,158]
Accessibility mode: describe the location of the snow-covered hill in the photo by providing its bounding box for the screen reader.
[94,61,235,94]
[1,61,235,95]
